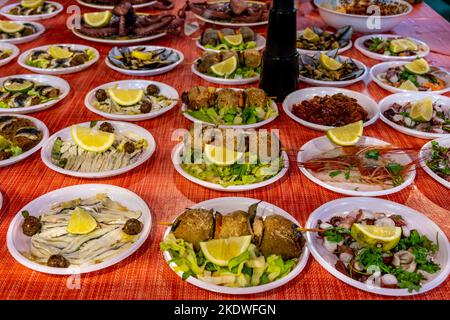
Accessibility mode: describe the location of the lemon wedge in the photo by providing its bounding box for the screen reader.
[107,88,144,106]
[404,58,430,75]
[398,79,418,91]
[303,27,320,42]
[49,46,73,60]
[200,235,252,266]
[0,20,24,33]
[326,120,363,146]
[21,0,44,9]
[319,53,343,71]
[71,125,115,152]
[67,207,97,235]
[410,97,433,122]
[389,38,418,53]
[210,56,237,77]
[223,34,243,47]
[351,223,402,251]
[83,11,112,28]
[131,50,153,61]
[204,144,243,166]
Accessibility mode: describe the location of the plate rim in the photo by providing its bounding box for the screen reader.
[191,62,260,85]
[71,27,167,45]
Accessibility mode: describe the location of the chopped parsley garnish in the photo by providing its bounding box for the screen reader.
[324,226,350,243]
[329,170,342,178]
[365,149,380,160]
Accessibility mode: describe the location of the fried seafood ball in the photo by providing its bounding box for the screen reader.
[186,86,214,110]
[70,52,89,67]
[95,89,108,102]
[242,49,261,68]
[146,84,160,96]
[124,141,135,154]
[197,52,220,73]
[22,215,42,236]
[244,88,266,109]
[123,218,143,235]
[99,122,114,133]
[47,254,70,268]
[171,208,214,251]
[216,88,241,109]
[214,210,253,239]
[140,101,152,113]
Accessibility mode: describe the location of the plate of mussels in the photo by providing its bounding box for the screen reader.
[296,25,353,56]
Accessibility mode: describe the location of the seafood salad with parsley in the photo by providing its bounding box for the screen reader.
[316,210,441,292]
[425,141,450,182]
[363,36,426,57]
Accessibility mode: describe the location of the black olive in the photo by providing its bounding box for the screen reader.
[146,84,160,96]
[99,122,114,133]
[22,216,41,236]
[140,101,152,114]
[95,89,108,102]
[122,218,143,235]
[124,141,135,154]
[47,255,70,268]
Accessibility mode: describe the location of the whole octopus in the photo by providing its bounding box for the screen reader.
[78,1,184,38]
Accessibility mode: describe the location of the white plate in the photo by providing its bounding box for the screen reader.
[41,121,156,178]
[162,196,310,294]
[76,0,157,10]
[0,1,63,21]
[105,45,184,76]
[85,80,179,122]
[306,197,450,296]
[297,136,416,196]
[18,43,99,75]
[370,61,450,95]
[419,137,450,189]
[0,43,19,67]
[296,29,352,56]
[314,0,412,34]
[0,74,70,114]
[181,88,278,129]
[0,21,45,45]
[192,61,259,85]
[299,56,368,87]
[71,27,167,45]
[0,190,3,211]
[378,92,450,140]
[282,87,379,131]
[7,183,152,275]
[355,34,430,61]
[196,34,266,53]
[0,114,49,168]
[172,143,289,192]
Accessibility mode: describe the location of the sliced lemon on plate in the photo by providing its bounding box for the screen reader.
[204,144,243,166]
[210,56,237,77]
[389,38,418,54]
[71,125,115,152]
[4,79,34,93]
[398,79,418,91]
[49,46,73,60]
[67,207,97,235]
[410,97,433,122]
[319,53,343,71]
[200,235,252,267]
[351,223,402,251]
[83,11,112,28]
[404,58,430,75]
[326,120,363,146]
[108,88,144,106]
[21,0,44,9]
[0,20,24,33]
[131,50,153,61]
[302,27,320,43]
[223,34,243,47]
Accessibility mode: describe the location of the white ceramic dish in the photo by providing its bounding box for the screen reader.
[85,80,179,122]
[370,61,450,95]
[196,33,266,53]
[419,137,450,189]
[314,0,412,34]
[7,184,152,275]
[299,56,368,87]
[0,191,2,211]
[191,61,259,85]
[355,34,430,61]
[0,42,19,67]
[0,114,49,168]
[296,29,352,56]
[162,196,310,294]
[172,143,289,192]
[378,92,450,140]
[297,136,416,196]
[105,46,184,76]
[282,87,379,131]
[0,74,70,114]
[71,27,167,45]
[41,121,156,178]
[18,44,100,75]
[0,21,45,44]
[0,1,63,21]
[306,197,450,296]
[76,0,157,9]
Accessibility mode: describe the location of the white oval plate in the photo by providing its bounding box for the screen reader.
[299,56,367,87]
[76,0,157,10]
[0,42,19,67]
[71,27,167,45]
[85,80,179,122]
[297,135,416,196]
[105,46,184,77]
[419,137,450,189]
[172,143,289,192]
[181,88,278,129]
[0,1,63,21]
[162,196,309,294]
[41,121,156,178]
[282,87,379,131]
[306,197,450,296]
[0,114,49,168]
[192,61,259,85]
[378,92,450,140]
[0,74,70,114]
[296,29,352,56]
[355,34,430,61]
[0,191,2,211]
[196,34,266,53]
[370,61,450,95]
[0,21,45,45]
[7,183,152,275]
[18,44,99,75]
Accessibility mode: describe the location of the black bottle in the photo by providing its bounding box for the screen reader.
[259,0,299,102]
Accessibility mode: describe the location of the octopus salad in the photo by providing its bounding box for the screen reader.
[363,37,426,57]
[425,141,450,182]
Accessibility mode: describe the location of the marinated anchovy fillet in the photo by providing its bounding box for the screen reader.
[0,22,37,39]
[8,2,58,16]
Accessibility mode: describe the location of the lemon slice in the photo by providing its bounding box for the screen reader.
[67,207,98,235]
[204,144,243,166]
[410,97,433,122]
[404,58,430,75]
[398,79,418,91]
[131,50,153,61]
[351,223,402,251]
[107,88,144,106]
[83,11,112,28]
[21,0,44,9]
[389,38,418,54]
[319,53,343,71]
[210,56,237,77]
[302,27,320,42]
[0,20,24,33]
[71,125,115,152]
[326,120,363,146]
[223,34,243,47]
[49,46,73,60]
[200,235,252,266]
